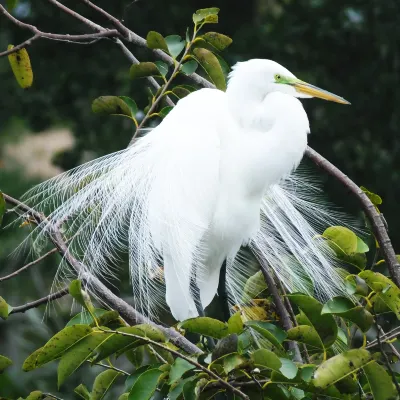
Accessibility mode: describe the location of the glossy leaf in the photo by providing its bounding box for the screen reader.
[286,325,324,350]
[313,349,372,389]
[165,35,185,59]
[192,8,219,24]
[69,280,95,315]
[74,384,90,400]
[192,48,226,90]
[155,61,168,77]
[180,317,229,339]
[363,361,396,400]
[0,355,13,373]
[29,325,93,369]
[359,270,400,318]
[0,296,10,320]
[250,348,281,371]
[58,331,112,387]
[202,32,232,51]
[8,45,33,88]
[130,62,160,79]
[287,294,337,348]
[245,321,286,351]
[128,368,163,400]
[0,192,6,226]
[321,296,373,332]
[93,324,164,363]
[91,369,121,400]
[92,96,138,120]
[227,312,243,334]
[146,31,169,52]
[169,357,195,385]
[180,60,198,75]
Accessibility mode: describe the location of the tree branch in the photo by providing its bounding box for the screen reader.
[9,287,69,314]
[305,147,400,287]
[2,193,202,355]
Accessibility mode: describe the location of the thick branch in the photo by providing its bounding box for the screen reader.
[9,287,69,314]
[3,193,201,355]
[305,147,400,287]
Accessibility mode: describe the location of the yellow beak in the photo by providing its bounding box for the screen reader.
[293,80,351,105]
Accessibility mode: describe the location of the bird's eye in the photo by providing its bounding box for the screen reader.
[274,74,282,81]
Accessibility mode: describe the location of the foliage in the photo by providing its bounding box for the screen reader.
[1,4,400,400]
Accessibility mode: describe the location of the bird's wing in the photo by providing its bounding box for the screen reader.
[20,88,227,321]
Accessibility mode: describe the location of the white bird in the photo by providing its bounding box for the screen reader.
[22,59,350,322]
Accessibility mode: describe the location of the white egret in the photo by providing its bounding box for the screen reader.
[22,59,350,322]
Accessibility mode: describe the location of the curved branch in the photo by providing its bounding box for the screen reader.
[305,147,400,287]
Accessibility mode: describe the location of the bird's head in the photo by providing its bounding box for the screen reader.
[227,59,350,105]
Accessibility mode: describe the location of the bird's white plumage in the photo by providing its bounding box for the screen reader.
[20,59,347,321]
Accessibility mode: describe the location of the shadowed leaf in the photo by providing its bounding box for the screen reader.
[227,312,243,334]
[180,60,198,75]
[363,361,396,400]
[0,192,6,226]
[0,296,10,320]
[92,96,138,120]
[130,62,160,79]
[180,317,229,339]
[286,325,324,350]
[128,368,163,400]
[251,348,281,371]
[192,48,226,90]
[91,369,121,400]
[155,61,168,77]
[74,384,90,400]
[6,0,18,11]
[169,357,195,385]
[8,45,33,88]
[146,31,169,52]
[245,321,286,351]
[25,391,42,400]
[0,355,12,373]
[202,32,232,51]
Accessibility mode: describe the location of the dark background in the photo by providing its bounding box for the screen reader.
[1,0,399,397]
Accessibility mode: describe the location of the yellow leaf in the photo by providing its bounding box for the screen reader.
[8,45,33,89]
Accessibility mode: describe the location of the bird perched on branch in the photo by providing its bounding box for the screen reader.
[22,59,350,322]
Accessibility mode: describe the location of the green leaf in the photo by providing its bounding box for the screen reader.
[165,35,185,59]
[250,348,281,371]
[130,62,160,79]
[321,297,373,332]
[359,270,400,318]
[57,331,111,387]
[222,353,248,374]
[159,106,173,118]
[66,309,107,327]
[168,377,196,400]
[313,349,372,389]
[279,358,298,379]
[93,325,165,363]
[323,226,358,255]
[287,294,337,348]
[0,296,10,320]
[299,365,316,382]
[0,355,13,373]
[118,394,129,400]
[146,31,169,52]
[242,270,267,300]
[128,368,163,400]
[202,32,232,51]
[227,312,243,334]
[356,236,369,253]
[25,391,43,400]
[361,186,382,206]
[286,325,324,351]
[75,384,90,400]
[36,325,93,368]
[22,348,43,372]
[6,0,18,11]
[92,96,138,120]
[192,8,220,24]
[363,361,396,400]
[154,61,168,77]
[345,275,369,296]
[180,60,198,75]
[91,369,121,400]
[0,192,6,226]
[180,317,229,339]
[192,48,226,91]
[169,358,195,385]
[8,45,33,89]
[182,378,198,400]
[69,280,95,315]
[171,86,191,99]
[245,321,286,351]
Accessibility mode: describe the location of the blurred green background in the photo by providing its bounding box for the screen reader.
[1,0,399,398]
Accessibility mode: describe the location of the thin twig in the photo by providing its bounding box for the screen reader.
[9,287,69,314]
[306,147,400,287]
[0,247,58,282]
[43,394,64,400]
[99,328,249,400]
[259,262,303,363]
[91,361,130,376]
[0,34,40,57]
